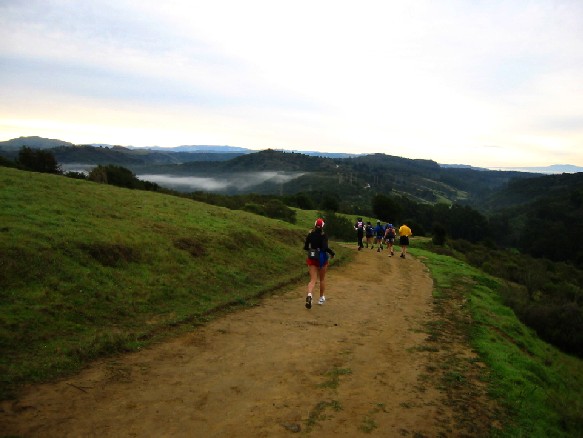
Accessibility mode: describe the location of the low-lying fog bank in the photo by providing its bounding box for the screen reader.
[137,171,305,192]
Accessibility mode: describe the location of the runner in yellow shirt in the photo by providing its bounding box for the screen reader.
[398,224,412,259]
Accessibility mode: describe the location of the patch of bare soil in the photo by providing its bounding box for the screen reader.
[1,246,499,437]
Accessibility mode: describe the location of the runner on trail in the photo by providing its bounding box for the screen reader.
[398,223,413,258]
[365,221,374,248]
[373,220,385,252]
[384,223,396,256]
[354,217,364,251]
[304,218,335,308]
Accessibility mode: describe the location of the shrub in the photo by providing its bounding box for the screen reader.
[88,165,137,188]
[263,199,296,224]
[318,211,354,241]
[432,223,447,245]
[241,200,296,224]
[17,147,61,174]
[87,165,160,192]
[286,193,316,210]
[372,194,401,222]
[521,302,583,357]
[243,203,265,216]
[445,238,583,358]
[0,155,16,168]
[65,171,87,180]
[465,248,488,268]
[321,194,340,212]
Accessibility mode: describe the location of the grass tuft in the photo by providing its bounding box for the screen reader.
[319,366,352,389]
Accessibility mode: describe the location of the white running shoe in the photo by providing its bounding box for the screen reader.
[318,296,326,305]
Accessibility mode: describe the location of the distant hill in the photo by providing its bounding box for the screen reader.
[0,136,359,158]
[483,171,583,211]
[0,136,75,150]
[0,136,553,209]
[4,136,579,173]
[485,172,583,266]
[487,164,583,174]
[0,137,540,209]
[208,149,336,172]
[142,149,540,212]
[52,145,246,166]
[136,145,254,153]
[0,139,248,165]
[440,164,491,171]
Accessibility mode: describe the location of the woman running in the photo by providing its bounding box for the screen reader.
[304,218,335,308]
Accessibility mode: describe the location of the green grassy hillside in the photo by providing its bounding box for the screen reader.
[0,167,350,397]
[412,242,583,436]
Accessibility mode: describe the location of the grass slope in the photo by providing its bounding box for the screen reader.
[0,167,349,398]
[412,241,583,437]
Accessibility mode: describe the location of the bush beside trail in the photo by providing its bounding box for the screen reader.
[420,239,583,358]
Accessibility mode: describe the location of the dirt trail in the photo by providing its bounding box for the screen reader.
[2,246,480,437]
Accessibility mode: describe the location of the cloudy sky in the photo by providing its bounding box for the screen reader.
[1,0,582,167]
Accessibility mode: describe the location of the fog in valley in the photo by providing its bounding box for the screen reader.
[60,164,306,193]
[138,171,305,193]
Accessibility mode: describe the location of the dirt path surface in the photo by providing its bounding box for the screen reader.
[1,246,489,437]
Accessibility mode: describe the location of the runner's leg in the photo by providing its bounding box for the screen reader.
[318,266,327,299]
[308,265,318,295]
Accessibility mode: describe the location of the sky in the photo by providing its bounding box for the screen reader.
[1,0,582,168]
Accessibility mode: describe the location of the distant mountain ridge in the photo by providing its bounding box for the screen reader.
[4,136,583,271]
[0,136,359,159]
[131,148,541,211]
[131,145,253,153]
[441,163,583,174]
[1,136,581,211]
[2,136,579,170]
[488,164,583,174]
[0,136,75,150]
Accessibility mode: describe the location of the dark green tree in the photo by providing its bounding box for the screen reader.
[372,194,401,222]
[318,211,354,241]
[17,146,61,174]
[0,155,16,168]
[321,194,340,212]
[87,165,159,191]
[432,223,447,245]
[293,193,316,210]
[263,199,296,223]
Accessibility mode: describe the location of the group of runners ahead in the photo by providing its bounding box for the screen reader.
[302,217,412,309]
[354,218,412,258]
